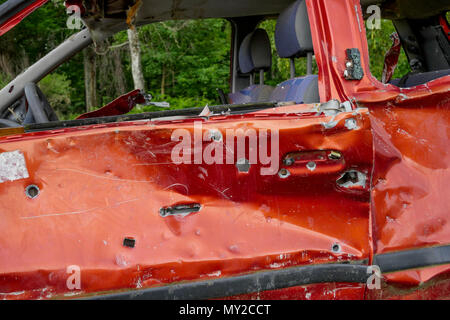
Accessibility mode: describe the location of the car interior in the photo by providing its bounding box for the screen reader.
[228,0,319,105]
[229,0,450,105]
[0,0,449,129]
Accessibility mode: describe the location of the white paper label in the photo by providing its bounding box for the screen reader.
[0,150,29,183]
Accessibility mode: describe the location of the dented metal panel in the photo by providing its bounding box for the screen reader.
[0,107,373,299]
[308,0,450,299]
[0,0,449,300]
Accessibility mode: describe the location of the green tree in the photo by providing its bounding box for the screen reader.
[0,1,422,120]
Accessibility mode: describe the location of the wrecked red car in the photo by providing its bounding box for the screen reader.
[0,0,449,300]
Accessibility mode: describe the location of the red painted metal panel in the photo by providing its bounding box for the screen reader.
[0,110,373,299]
[0,0,48,36]
[222,283,366,300]
[306,0,450,299]
[0,0,449,299]
[76,90,146,120]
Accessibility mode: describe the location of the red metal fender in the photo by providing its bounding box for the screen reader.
[76,90,146,120]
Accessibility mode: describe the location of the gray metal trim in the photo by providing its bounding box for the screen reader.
[0,28,92,114]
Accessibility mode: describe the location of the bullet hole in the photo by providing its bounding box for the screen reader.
[208,130,223,142]
[278,168,290,179]
[160,203,201,217]
[328,151,342,160]
[123,237,136,248]
[236,158,250,173]
[306,161,317,171]
[283,158,294,166]
[25,185,40,199]
[332,243,341,253]
[336,170,367,188]
[345,118,358,130]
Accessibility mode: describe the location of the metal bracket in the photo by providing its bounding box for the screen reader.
[344,48,364,80]
[141,92,170,108]
[315,99,353,116]
[149,101,171,108]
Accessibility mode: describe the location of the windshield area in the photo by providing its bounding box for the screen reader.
[1,0,449,130]
[0,1,233,124]
[363,4,450,87]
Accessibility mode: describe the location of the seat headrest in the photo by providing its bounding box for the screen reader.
[275,0,313,58]
[238,28,272,74]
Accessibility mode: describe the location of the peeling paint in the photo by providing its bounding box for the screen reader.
[345,118,359,130]
[321,116,338,129]
[0,150,29,183]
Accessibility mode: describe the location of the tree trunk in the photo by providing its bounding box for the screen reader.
[112,49,126,94]
[83,46,97,112]
[161,64,165,96]
[127,28,145,91]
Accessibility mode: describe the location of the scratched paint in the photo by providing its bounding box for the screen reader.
[0,0,449,300]
[0,108,373,299]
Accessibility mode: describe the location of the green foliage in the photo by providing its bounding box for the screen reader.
[365,19,410,80]
[128,94,212,114]
[258,18,410,83]
[0,73,11,88]
[137,19,231,103]
[0,1,428,121]
[39,73,73,119]
[0,1,75,63]
[0,1,83,117]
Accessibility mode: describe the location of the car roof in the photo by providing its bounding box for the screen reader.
[77,0,450,36]
[78,0,294,36]
[2,0,449,38]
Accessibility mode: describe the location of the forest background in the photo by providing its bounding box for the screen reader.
[0,0,413,120]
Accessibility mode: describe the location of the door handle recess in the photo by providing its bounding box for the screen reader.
[281,150,345,175]
[159,203,201,218]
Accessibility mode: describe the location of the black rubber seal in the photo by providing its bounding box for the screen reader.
[84,244,450,299]
[86,263,369,300]
[24,102,276,132]
[373,244,450,274]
